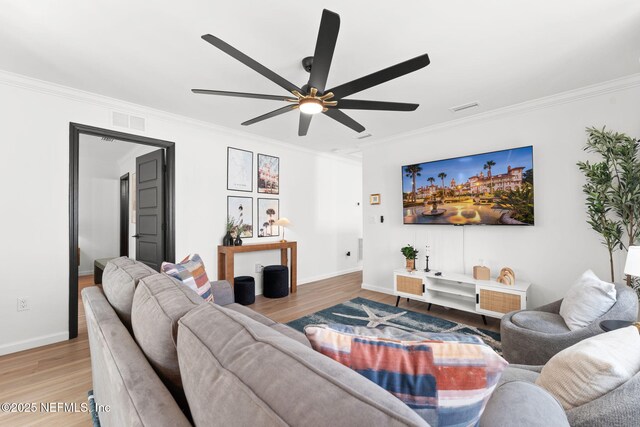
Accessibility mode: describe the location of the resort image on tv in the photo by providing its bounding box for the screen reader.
[402,146,534,225]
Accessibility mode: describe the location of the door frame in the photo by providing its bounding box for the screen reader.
[69,123,176,339]
[119,173,130,257]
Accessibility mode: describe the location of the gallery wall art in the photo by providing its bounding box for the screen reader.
[257,198,279,237]
[227,196,253,238]
[257,153,279,194]
[227,147,253,192]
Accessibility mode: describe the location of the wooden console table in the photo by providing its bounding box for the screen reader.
[217,241,297,293]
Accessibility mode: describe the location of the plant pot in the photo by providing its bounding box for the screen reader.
[223,231,234,246]
[234,235,243,246]
[406,258,415,271]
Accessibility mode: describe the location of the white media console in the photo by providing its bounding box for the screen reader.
[393,269,531,323]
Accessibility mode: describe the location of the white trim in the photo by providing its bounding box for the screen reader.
[298,267,363,286]
[78,270,93,276]
[0,332,68,356]
[358,73,640,149]
[360,282,395,296]
[0,69,361,166]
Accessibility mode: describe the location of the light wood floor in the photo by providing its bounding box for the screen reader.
[0,271,498,426]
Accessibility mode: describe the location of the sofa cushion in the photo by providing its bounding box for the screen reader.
[559,270,616,331]
[480,381,569,426]
[498,364,541,386]
[511,311,570,334]
[225,303,276,326]
[304,324,508,427]
[102,256,157,329]
[131,273,203,411]
[535,325,640,410]
[177,303,429,427]
[161,254,213,302]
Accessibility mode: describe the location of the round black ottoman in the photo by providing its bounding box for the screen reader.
[234,276,255,305]
[263,265,289,298]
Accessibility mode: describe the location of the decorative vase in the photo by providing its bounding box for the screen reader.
[406,258,415,271]
[223,231,234,246]
[234,235,243,246]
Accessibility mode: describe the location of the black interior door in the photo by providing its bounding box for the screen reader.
[119,173,129,257]
[135,149,165,271]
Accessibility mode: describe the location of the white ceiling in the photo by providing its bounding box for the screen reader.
[2,1,639,153]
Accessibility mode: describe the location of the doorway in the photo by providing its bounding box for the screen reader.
[69,123,176,339]
[120,173,130,257]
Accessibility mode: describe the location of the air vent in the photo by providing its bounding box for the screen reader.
[355,133,373,140]
[101,137,115,142]
[112,111,146,131]
[449,102,480,113]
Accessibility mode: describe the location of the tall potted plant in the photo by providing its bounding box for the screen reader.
[401,244,419,271]
[577,126,640,292]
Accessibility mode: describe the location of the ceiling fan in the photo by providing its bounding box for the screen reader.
[192,9,430,136]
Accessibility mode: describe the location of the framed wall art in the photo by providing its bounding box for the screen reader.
[227,147,253,192]
[257,198,279,237]
[257,153,279,194]
[227,196,253,238]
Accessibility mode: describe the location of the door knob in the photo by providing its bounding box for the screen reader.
[132,234,141,239]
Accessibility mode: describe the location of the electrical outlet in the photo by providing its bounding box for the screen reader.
[17,297,29,311]
[255,264,264,273]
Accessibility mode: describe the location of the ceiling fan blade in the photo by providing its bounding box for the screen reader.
[308,9,340,93]
[298,113,313,136]
[326,54,430,99]
[202,34,302,94]
[337,99,419,111]
[241,105,297,126]
[192,89,295,101]
[323,109,365,133]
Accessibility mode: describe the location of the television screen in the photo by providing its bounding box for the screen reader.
[402,146,534,225]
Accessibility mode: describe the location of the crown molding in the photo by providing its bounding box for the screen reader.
[0,69,361,166]
[358,73,640,150]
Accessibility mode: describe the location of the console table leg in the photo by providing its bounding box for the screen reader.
[395,296,400,307]
[427,303,432,311]
[482,315,487,325]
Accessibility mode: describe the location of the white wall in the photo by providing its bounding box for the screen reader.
[361,76,640,308]
[0,71,362,355]
[78,140,121,274]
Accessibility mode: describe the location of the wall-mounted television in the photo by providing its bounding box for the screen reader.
[402,146,534,225]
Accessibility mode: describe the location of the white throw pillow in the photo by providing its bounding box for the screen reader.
[535,325,640,409]
[559,270,616,331]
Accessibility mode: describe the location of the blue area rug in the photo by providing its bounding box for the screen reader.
[88,390,101,427]
[287,297,502,353]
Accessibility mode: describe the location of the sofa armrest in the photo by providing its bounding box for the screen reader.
[211,280,234,306]
[480,381,569,427]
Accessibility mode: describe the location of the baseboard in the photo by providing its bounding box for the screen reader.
[361,282,395,296]
[0,332,68,356]
[79,270,93,276]
[298,267,363,286]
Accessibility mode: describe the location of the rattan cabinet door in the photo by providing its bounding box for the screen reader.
[476,286,524,317]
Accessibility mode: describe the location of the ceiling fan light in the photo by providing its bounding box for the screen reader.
[299,98,323,115]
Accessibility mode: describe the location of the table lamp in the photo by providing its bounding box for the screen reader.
[624,246,640,278]
[273,217,290,242]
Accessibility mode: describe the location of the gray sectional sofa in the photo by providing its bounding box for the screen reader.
[84,257,572,426]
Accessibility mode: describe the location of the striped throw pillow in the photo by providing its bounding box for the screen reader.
[304,324,507,427]
[161,254,213,302]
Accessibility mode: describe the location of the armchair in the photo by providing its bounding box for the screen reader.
[501,283,638,365]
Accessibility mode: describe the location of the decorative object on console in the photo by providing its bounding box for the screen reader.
[257,153,279,194]
[227,147,253,192]
[400,244,419,271]
[161,254,213,302]
[496,267,515,286]
[473,263,491,280]
[304,323,507,427]
[258,198,280,237]
[191,9,430,136]
[535,325,640,410]
[287,297,502,353]
[559,270,617,331]
[369,194,380,205]
[233,226,243,246]
[402,146,534,225]
[273,217,290,242]
[577,127,640,284]
[223,216,234,246]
